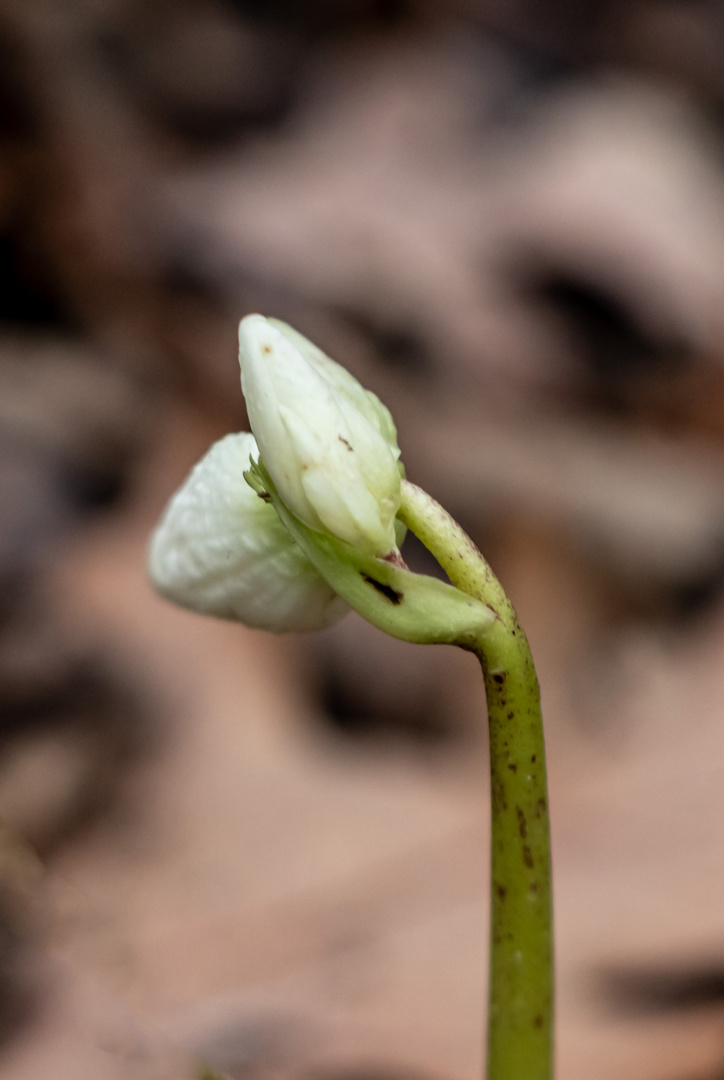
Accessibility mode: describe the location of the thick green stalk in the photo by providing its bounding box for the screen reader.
[398,481,553,1080]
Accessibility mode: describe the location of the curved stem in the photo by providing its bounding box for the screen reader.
[398,481,553,1080]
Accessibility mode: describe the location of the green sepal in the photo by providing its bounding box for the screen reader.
[245,459,496,647]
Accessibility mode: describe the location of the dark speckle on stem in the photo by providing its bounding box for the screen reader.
[399,479,551,1065]
[338,436,354,451]
[491,772,508,813]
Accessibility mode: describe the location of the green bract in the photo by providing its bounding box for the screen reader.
[246,457,496,646]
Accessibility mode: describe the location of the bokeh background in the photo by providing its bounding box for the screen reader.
[3,1,724,1078]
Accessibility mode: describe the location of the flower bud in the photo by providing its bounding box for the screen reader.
[238,315,402,557]
[148,433,348,633]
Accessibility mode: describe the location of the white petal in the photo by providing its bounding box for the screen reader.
[279,403,396,553]
[148,432,348,633]
[239,315,333,531]
[268,317,401,453]
[239,314,402,556]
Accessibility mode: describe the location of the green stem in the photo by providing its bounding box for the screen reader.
[398,481,553,1080]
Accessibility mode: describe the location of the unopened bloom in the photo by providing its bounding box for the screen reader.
[239,315,402,558]
[149,317,496,645]
[149,432,348,632]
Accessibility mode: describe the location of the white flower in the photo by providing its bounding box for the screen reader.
[239,315,402,557]
[148,432,348,632]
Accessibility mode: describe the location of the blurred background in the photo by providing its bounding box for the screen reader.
[4,1,724,1078]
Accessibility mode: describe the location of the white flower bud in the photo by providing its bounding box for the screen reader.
[238,315,402,557]
[148,433,348,633]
